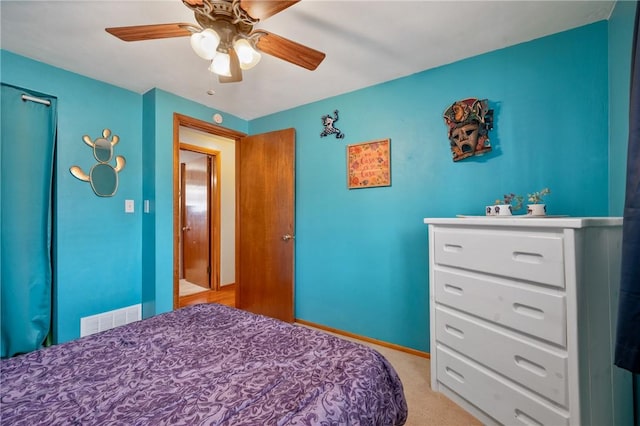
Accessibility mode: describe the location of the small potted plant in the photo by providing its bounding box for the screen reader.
[527,188,550,216]
[487,193,523,216]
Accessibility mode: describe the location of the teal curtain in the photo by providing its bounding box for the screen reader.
[1,84,57,358]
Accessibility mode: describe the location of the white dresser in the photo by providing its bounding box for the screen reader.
[424,217,632,426]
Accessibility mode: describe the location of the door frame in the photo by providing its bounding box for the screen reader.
[172,113,246,309]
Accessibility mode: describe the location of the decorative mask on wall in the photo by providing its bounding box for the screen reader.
[70,128,126,197]
[443,98,493,162]
[320,109,345,139]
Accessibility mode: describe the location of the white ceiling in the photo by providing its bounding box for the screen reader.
[1,1,615,120]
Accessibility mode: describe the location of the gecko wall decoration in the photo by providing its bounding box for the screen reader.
[320,109,345,139]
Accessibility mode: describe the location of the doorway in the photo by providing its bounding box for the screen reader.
[172,114,296,323]
[173,114,246,309]
[179,147,217,295]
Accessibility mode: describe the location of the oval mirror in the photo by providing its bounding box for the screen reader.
[94,138,112,163]
[90,163,118,197]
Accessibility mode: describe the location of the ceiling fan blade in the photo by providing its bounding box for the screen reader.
[239,0,299,21]
[218,48,243,83]
[254,31,325,71]
[105,23,193,42]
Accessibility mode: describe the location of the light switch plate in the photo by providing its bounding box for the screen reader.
[125,199,134,213]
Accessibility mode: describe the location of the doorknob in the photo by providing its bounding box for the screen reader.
[182,226,191,231]
[282,234,294,241]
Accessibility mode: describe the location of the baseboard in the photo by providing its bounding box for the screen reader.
[295,318,430,359]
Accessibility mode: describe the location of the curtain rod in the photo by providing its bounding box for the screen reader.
[21,94,51,106]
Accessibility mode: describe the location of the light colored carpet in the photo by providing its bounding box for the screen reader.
[303,326,481,426]
[370,343,481,426]
[179,279,208,297]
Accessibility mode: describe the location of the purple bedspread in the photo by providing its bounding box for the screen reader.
[1,304,407,425]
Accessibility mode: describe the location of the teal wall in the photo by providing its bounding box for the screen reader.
[0,2,635,357]
[251,21,610,351]
[141,91,157,317]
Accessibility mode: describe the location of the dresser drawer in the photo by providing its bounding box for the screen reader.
[433,228,565,288]
[435,306,568,406]
[434,269,566,346]
[436,345,570,426]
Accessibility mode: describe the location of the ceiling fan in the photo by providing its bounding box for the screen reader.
[106,0,326,83]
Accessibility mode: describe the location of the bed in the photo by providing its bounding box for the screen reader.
[0,303,407,425]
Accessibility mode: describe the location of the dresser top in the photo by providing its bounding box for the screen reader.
[423,216,622,228]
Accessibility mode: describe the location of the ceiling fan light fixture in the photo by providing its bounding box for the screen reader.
[105,0,326,84]
[209,52,232,77]
[190,28,220,60]
[234,39,261,70]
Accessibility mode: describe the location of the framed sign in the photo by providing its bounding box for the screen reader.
[347,139,391,189]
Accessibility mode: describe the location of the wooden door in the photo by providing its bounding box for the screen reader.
[182,156,210,288]
[237,128,295,322]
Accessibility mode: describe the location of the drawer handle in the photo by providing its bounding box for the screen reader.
[445,366,465,384]
[514,409,543,426]
[444,284,464,295]
[444,324,465,339]
[514,355,547,377]
[512,251,544,264]
[513,303,544,320]
[443,244,463,253]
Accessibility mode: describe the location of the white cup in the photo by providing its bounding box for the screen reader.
[486,205,512,216]
[527,204,547,216]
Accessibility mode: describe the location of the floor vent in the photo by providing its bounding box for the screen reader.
[80,304,141,337]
